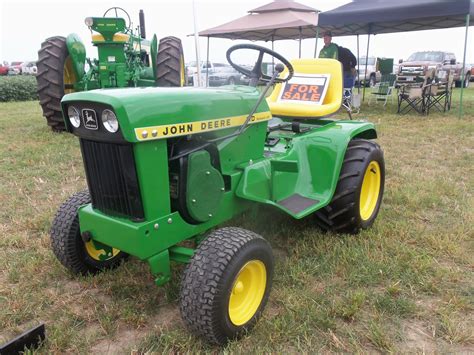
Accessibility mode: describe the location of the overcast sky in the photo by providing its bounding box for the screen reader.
[1,0,473,65]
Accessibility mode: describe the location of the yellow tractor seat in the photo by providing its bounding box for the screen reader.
[92,33,129,43]
[267,58,343,118]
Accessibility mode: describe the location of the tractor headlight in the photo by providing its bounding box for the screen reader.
[68,106,81,128]
[101,109,119,133]
[84,17,94,27]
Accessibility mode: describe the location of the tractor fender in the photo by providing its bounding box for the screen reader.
[66,33,86,79]
[236,121,378,219]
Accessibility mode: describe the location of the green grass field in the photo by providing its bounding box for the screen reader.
[0,88,473,353]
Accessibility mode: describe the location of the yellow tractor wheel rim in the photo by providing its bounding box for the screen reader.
[63,56,76,94]
[180,55,185,87]
[228,260,267,326]
[359,161,381,221]
[85,240,120,261]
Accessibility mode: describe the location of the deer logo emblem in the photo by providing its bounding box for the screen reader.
[82,109,98,130]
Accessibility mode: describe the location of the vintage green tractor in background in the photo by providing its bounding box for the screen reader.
[36,7,185,131]
[50,44,385,344]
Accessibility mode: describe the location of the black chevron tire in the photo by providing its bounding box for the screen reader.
[179,227,274,345]
[315,139,385,234]
[36,36,74,132]
[50,190,127,275]
[155,36,185,87]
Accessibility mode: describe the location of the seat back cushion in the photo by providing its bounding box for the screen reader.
[267,58,343,118]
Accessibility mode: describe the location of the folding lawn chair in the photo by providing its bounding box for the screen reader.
[397,84,426,114]
[424,71,454,114]
[368,74,397,107]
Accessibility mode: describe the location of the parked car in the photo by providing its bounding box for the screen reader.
[208,66,242,86]
[8,61,23,75]
[186,62,230,86]
[0,64,8,76]
[239,62,275,86]
[398,51,471,88]
[21,61,37,75]
[470,64,474,82]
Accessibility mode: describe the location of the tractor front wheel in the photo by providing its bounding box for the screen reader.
[155,36,185,87]
[50,190,127,275]
[36,36,77,132]
[315,139,385,234]
[179,227,274,345]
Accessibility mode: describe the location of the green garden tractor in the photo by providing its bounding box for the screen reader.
[36,7,185,131]
[50,44,385,344]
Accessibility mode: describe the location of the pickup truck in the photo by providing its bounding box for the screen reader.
[397,51,471,88]
[356,57,380,87]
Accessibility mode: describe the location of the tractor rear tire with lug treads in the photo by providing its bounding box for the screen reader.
[179,227,274,345]
[155,36,185,87]
[50,190,127,275]
[315,139,385,234]
[36,36,71,132]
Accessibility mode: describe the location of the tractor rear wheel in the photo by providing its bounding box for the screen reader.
[155,36,185,87]
[36,36,77,132]
[315,139,385,234]
[50,190,127,275]
[179,227,274,345]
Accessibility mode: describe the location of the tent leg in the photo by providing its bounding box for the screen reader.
[206,36,210,87]
[314,27,319,58]
[272,36,274,72]
[192,0,202,86]
[357,34,360,94]
[362,33,370,102]
[459,13,470,118]
[299,26,302,58]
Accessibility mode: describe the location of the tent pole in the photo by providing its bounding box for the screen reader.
[299,26,302,58]
[272,35,275,71]
[357,34,360,94]
[192,0,202,86]
[206,36,210,87]
[314,26,319,58]
[459,13,470,118]
[362,32,371,102]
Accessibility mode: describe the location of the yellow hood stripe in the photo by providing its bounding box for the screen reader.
[134,111,272,141]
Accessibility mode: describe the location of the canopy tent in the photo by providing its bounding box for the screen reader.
[317,0,473,115]
[196,0,320,74]
[199,0,319,43]
[317,0,474,36]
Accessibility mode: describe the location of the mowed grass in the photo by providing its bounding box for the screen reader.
[0,87,473,353]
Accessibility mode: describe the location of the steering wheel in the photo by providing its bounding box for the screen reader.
[226,44,294,86]
[103,7,132,30]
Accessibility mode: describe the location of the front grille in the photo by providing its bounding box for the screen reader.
[80,139,144,221]
[400,66,424,76]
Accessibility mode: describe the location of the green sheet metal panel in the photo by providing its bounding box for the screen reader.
[186,150,225,222]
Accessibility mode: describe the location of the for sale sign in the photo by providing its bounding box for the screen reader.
[278,74,330,105]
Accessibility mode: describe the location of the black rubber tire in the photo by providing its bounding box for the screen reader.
[179,227,274,345]
[227,76,236,85]
[50,190,127,275]
[315,139,385,234]
[155,36,185,87]
[36,36,72,132]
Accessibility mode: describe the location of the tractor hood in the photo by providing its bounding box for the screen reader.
[401,61,440,66]
[61,86,271,143]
